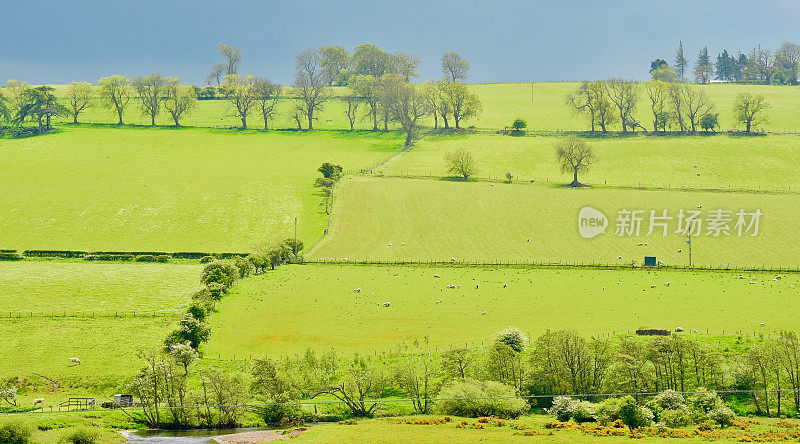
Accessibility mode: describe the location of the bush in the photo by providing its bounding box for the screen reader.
[61,427,99,444]
[494,326,528,353]
[700,113,719,132]
[570,401,595,423]
[232,256,250,278]
[708,406,735,427]
[0,252,23,261]
[318,162,343,179]
[201,261,238,288]
[437,379,528,418]
[156,254,171,263]
[595,397,623,425]
[134,255,156,262]
[618,396,653,431]
[200,255,215,263]
[688,387,722,414]
[165,314,211,349]
[206,282,227,301]
[660,408,691,428]
[547,396,575,422]
[314,177,335,188]
[511,118,527,132]
[0,420,31,443]
[187,301,210,321]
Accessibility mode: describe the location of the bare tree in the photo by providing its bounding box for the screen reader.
[605,78,639,132]
[644,80,668,132]
[566,81,616,132]
[65,81,94,124]
[350,74,380,131]
[252,78,281,130]
[164,77,197,126]
[683,86,714,132]
[98,75,131,125]
[343,95,360,130]
[733,92,770,133]
[4,80,31,117]
[444,147,477,180]
[219,74,257,129]
[556,135,595,187]
[218,43,243,75]
[132,73,168,125]
[441,51,470,82]
[294,48,329,130]
[206,63,225,86]
[391,51,421,81]
[667,83,687,132]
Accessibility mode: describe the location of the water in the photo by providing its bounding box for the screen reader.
[125,428,268,443]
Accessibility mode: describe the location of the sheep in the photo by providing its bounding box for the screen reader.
[618,256,622,259]
[353,288,361,293]
[436,299,442,304]
[526,238,530,242]
[738,275,745,279]
[33,398,45,407]
[637,242,644,247]
[697,204,703,209]
[434,274,440,278]
[693,329,698,333]
[775,275,783,280]
[387,243,392,247]
[476,284,479,289]
[651,284,657,288]
[69,357,82,365]
[450,257,456,262]
[481,311,487,315]
[665,282,671,287]
[616,281,621,284]
[503,283,507,288]
[760,322,766,327]
[383,302,391,307]
[456,284,461,288]
[675,327,684,332]
[447,284,456,289]
[678,249,682,253]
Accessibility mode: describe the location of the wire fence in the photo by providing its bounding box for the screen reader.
[0,309,183,319]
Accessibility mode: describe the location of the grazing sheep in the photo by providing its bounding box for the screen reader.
[436,299,441,304]
[450,257,456,262]
[693,329,698,333]
[644,242,648,246]
[387,243,392,246]
[383,302,391,307]
[456,284,461,288]
[33,398,45,407]
[618,256,622,259]
[657,260,664,265]
[651,284,657,288]
[476,284,479,289]
[665,282,670,287]
[678,249,682,253]
[739,275,745,279]
[503,283,507,288]
[637,243,644,247]
[697,204,703,209]
[616,281,621,284]
[353,288,361,293]
[760,322,766,326]
[675,327,684,332]
[481,311,487,315]
[434,274,440,278]
[401,242,406,246]
[447,284,456,288]
[790,284,795,288]
[775,275,783,280]
[69,357,82,365]
[526,238,530,242]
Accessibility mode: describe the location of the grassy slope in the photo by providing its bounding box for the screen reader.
[0,126,402,251]
[0,261,200,388]
[308,176,800,267]
[26,82,800,132]
[204,264,799,357]
[382,133,800,191]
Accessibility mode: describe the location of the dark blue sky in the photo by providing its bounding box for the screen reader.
[1,0,798,85]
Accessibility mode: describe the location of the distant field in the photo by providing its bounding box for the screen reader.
[12,82,800,132]
[0,261,200,388]
[381,133,800,192]
[309,176,800,268]
[204,264,800,358]
[0,126,402,251]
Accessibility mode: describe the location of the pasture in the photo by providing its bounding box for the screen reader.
[25,82,800,132]
[0,261,200,388]
[381,133,800,192]
[308,176,800,267]
[0,126,402,251]
[203,264,799,358]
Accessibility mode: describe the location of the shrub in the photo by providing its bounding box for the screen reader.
[511,118,527,132]
[187,301,210,321]
[200,261,238,288]
[0,252,23,261]
[595,398,624,425]
[61,427,99,444]
[232,256,250,278]
[570,401,595,423]
[688,387,722,414]
[505,171,513,183]
[206,282,227,301]
[700,113,719,132]
[708,406,735,427]
[165,314,211,349]
[618,396,653,431]
[547,396,575,422]
[318,162,343,179]
[134,255,156,262]
[155,255,171,263]
[437,379,528,418]
[314,177,335,188]
[0,420,31,443]
[660,408,691,428]
[494,326,528,353]
[200,255,215,263]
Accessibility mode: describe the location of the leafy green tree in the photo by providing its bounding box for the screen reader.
[649,59,668,72]
[733,92,770,132]
[0,92,10,122]
[252,78,281,130]
[700,113,719,132]
[98,75,131,125]
[217,43,243,76]
[438,80,481,129]
[219,74,257,129]
[495,327,528,353]
[14,86,66,134]
[320,45,352,86]
[200,261,238,288]
[163,78,197,127]
[694,47,714,84]
[65,81,94,124]
[776,41,800,84]
[384,80,431,146]
[351,43,392,77]
[618,396,654,431]
[318,162,343,179]
[350,74,380,131]
[132,73,168,125]
[166,314,211,349]
[511,117,527,132]
[390,51,420,81]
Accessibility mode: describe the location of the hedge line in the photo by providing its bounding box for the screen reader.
[0,253,23,261]
[19,249,248,259]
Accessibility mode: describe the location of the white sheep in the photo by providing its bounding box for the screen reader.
[616,281,621,284]
[675,327,684,332]
[665,282,670,287]
[447,284,456,288]
[69,357,82,365]
[503,283,507,288]
[33,398,45,407]
[450,257,456,262]
[760,322,766,326]
[651,284,657,288]
[383,302,391,307]
[475,284,479,289]
[434,274,440,278]
[618,256,622,259]
[481,311,487,315]
[353,288,361,293]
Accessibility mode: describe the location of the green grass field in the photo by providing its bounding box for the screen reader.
[12,82,800,132]
[0,261,200,389]
[382,133,800,192]
[309,176,799,267]
[0,126,402,251]
[204,264,799,358]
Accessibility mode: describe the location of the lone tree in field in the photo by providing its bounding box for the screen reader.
[294,48,329,130]
[132,73,168,126]
[445,148,477,180]
[733,92,770,133]
[441,52,470,82]
[65,81,94,124]
[98,75,131,125]
[219,74,257,129]
[556,135,596,187]
[163,77,197,126]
